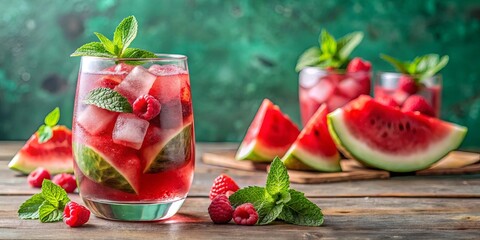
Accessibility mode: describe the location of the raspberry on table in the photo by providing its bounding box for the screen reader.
[233,203,258,226]
[209,174,240,200]
[52,173,77,193]
[27,167,51,188]
[133,94,161,120]
[63,201,90,227]
[208,195,233,224]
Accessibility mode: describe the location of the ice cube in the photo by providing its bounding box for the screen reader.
[299,67,327,88]
[337,78,362,98]
[308,79,335,104]
[77,105,118,135]
[158,99,184,129]
[114,66,157,103]
[112,113,150,150]
[148,64,187,76]
[149,75,182,104]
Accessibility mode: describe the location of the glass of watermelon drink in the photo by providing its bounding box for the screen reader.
[298,63,371,126]
[72,54,194,221]
[374,72,442,117]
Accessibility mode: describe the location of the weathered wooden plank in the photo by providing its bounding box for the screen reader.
[1,196,479,239]
[0,141,21,161]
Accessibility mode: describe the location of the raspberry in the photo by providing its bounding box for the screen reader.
[209,174,240,200]
[375,95,399,108]
[208,195,233,224]
[347,57,371,72]
[398,75,418,95]
[233,203,258,226]
[98,75,122,89]
[133,95,161,120]
[63,201,90,227]
[52,173,77,193]
[401,95,435,117]
[27,167,51,188]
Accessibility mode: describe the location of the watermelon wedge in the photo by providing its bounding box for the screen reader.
[9,126,73,174]
[236,99,300,162]
[282,104,341,172]
[141,123,193,174]
[328,95,468,172]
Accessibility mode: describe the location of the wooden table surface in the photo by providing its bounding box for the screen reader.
[1,142,479,239]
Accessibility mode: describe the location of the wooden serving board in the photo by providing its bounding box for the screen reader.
[201,151,480,184]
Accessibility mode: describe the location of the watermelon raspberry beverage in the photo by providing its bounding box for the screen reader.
[72,55,195,221]
[374,72,442,117]
[299,58,371,126]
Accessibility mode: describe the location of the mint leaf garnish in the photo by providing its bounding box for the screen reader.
[380,53,449,81]
[18,193,45,219]
[17,180,71,223]
[36,107,61,143]
[278,189,324,227]
[228,157,324,226]
[296,29,363,71]
[71,16,155,59]
[83,88,133,113]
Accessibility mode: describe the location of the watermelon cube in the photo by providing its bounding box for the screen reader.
[112,113,150,150]
[77,106,118,135]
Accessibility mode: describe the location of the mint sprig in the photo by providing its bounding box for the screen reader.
[36,107,60,143]
[229,157,324,226]
[18,180,71,223]
[83,88,133,113]
[296,29,364,72]
[380,53,449,81]
[71,16,156,59]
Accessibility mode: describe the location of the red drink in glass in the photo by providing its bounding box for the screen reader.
[72,55,194,221]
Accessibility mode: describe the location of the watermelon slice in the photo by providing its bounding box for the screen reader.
[282,104,341,172]
[141,123,193,174]
[327,95,468,172]
[236,99,300,162]
[73,142,140,194]
[9,126,73,174]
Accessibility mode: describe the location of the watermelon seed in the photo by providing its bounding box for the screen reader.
[399,123,404,131]
[387,122,392,129]
[406,122,411,131]
[370,119,375,125]
[381,132,388,138]
[313,129,320,137]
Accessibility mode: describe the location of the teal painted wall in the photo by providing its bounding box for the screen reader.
[0,0,479,150]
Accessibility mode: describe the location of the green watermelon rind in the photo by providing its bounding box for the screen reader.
[281,144,342,172]
[73,142,138,194]
[143,124,193,174]
[235,140,285,162]
[8,154,73,175]
[327,109,468,172]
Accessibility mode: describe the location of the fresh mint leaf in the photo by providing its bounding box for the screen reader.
[41,180,70,209]
[113,16,138,55]
[259,202,284,225]
[423,55,448,79]
[71,42,115,58]
[295,47,321,72]
[38,202,64,223]
[83,88,133,113]
[380,54,409,74]
[337,32,363,61]
[229,186,280,225]
[278,189,324,227]
[44,107,60,127]
[320,29,337,56]
[266,157,289,196]
[95,32,115,54]
[37,125,53,144]
[18,193,45,220]
[122,48,157,58]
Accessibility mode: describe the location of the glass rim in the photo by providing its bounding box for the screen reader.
[80,53,188,61]
[376,71,442,79]
[300,66,370,74]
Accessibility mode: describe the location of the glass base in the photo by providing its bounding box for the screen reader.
[82,197,186,221]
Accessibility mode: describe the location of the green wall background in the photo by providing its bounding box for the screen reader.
[0,0,479,150]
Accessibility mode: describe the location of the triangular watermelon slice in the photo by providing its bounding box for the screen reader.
[282,104,341,172]
[236,99,300,162]
[328,95,468,172]
[9,126,73,174]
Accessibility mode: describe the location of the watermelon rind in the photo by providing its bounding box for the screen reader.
[281,144,342,172]
[327,109,468,172]
[142,123,193,174]
[8,154,73,174]
[235,140,285,162]
[73,142,138,194]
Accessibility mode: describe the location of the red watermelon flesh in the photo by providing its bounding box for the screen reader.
[236,99,300,162]
[282,104,341,172]
[9,126,73,174]
[328,95,468,172]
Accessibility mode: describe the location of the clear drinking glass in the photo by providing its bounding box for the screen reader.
[299,67,371,125]
[374,72,442,117]
[72,54,195,221]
